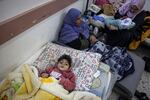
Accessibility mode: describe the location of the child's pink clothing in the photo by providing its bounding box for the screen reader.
[95,0,109,7]
[44,66,76,91]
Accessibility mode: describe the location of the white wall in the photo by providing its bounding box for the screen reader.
[0,0,87,81]
[0,0,54,22]
[143,0,150,10]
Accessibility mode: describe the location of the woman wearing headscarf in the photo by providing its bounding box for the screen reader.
[58,8,97,50]
[117,0,145,19]
[103,0,146,47]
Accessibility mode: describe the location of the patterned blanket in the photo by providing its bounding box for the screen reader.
[87,41,135,81]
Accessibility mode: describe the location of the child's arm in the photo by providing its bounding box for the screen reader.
[59,73,76,91]
[40,67,53,78]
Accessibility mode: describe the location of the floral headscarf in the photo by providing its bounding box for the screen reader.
[119,0,145,19]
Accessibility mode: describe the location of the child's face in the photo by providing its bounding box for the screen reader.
[57,59,70,71]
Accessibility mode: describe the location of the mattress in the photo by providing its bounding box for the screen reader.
[10,43,117,100]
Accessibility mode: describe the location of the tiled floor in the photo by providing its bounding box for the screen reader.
[108,71,150,100]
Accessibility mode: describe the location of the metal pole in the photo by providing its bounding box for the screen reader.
[86,0,89,10]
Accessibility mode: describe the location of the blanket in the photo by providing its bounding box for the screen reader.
[0,64,101,100]
[88,41,135,81]
[40,78,100,100]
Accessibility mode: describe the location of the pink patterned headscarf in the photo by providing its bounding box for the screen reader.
[119,0,145,19]
[95,0,109,6]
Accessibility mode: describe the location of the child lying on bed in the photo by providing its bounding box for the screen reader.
[40,54,76,92]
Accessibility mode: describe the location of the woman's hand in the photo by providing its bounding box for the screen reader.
[90,35,97,44]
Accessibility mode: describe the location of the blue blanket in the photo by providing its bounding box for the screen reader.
[87,41,135,81]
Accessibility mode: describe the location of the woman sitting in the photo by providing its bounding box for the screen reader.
[104,0,146,47]
[115,0,145,19]
[58,8,97,50]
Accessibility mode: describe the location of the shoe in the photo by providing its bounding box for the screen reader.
[143,57,150,73]
[135,90,150,100]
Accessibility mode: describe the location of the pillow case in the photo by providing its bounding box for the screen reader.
[33,43,102,91]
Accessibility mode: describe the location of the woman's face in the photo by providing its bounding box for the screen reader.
[75,15,82,27]
[130,5,139,13]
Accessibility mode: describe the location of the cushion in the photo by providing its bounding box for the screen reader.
[114,52,145,98]
[33,43,102,91]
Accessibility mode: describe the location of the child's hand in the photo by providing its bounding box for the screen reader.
[41,73,49,78]
[58,76,66,83]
